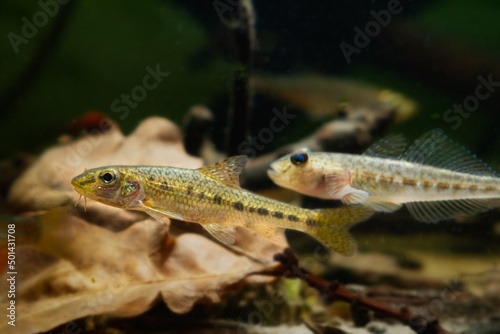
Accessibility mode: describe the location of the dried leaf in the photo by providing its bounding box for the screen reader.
[2,117,284,334]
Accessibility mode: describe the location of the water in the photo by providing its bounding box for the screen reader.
[1,1,499,333]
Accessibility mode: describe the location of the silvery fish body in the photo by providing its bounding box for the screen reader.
[71,156,374,256]
[268,130,500,222]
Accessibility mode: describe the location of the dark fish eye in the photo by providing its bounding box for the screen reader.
[99,170,117,185]
[290,152,308,166]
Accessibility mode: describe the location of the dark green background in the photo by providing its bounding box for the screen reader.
[2,0,500,164]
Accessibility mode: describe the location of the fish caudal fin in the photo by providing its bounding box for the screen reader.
[309,205,374,256]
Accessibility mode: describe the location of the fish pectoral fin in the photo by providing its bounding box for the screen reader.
[204,224,237,245]
[198,155,248,188]
[246,224,288,247]
[325,171,369,204]
[139,201,185,222]
[364,200,402,212]
[143,211,172,228]
[406,199,500,223]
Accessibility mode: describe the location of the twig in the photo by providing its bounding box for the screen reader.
[0,0,79,116]
[182,105,215,157]
[254,248,453,334]
[225,0,256,156]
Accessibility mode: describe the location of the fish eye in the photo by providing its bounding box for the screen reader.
[290,152,308,166]
[98,170,117,185]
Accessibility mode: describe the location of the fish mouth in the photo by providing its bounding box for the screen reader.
[70,177,79,188]
[72,185,86,196]
[267,166,278,180]
[71,176,85,192]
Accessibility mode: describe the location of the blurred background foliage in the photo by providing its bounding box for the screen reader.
[1,0,500,161]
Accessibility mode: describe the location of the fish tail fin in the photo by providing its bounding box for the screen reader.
[309,205,374,256]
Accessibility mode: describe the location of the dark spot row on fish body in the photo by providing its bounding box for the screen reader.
[485,185,497,191]
[361,172,397,186]
[306,218,318,227]
[436,182,481,191]
[400,178,437,189]
[233,201,244,211]
[448,183,482,191]
[421,180,433,188]
[468,184,478,191]
[213,195,223,205]
[257,208,269,216]
[187,186,193,195]
[288,214,299,222]
[384,175,395,184]
[402,178,417,186]
[437,182,449,189]
[272,211,284,219]
[160,182,169,191]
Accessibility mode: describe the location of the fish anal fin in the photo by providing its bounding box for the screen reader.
[364,200,402,212]
[309,206,374,256]
[406,199,500,223]
[198,156,248,188]
[401,129,497,177]
[325,171,369,204]
[204,224,237,244]
[363,133,407,159]
[245,224,288,247]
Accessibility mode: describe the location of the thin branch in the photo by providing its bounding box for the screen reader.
[225,0,256,156]
[182,105,215,157]
[254,248,454,334]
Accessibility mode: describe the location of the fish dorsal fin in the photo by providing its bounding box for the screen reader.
[401,129,497,177]
[363,133,407,159]
[198,155,248,188]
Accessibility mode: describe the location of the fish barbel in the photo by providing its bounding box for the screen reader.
[71,156,374,256]
[268,129,500,223]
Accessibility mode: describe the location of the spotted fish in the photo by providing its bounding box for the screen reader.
[71,156,374,256]
[268,129,500,222]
